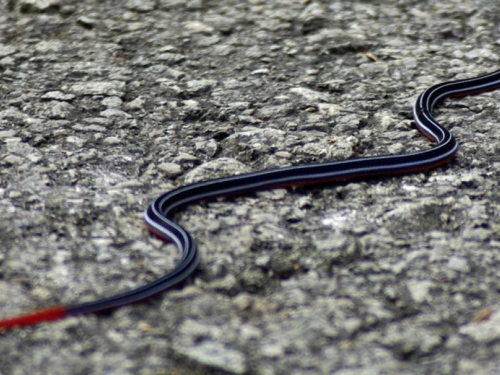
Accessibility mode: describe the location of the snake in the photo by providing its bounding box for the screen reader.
[1,68,499,329]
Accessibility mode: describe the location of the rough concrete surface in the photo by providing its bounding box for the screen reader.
[1,0,500,374]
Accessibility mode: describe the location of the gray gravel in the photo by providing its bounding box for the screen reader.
[2,0,500,374]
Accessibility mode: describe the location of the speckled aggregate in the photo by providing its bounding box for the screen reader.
[1,1,500,374]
